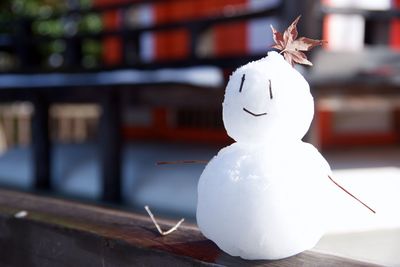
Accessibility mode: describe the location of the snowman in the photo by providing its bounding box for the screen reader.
[196,17,374,260]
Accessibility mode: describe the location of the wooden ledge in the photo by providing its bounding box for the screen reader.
[0,189,379,266]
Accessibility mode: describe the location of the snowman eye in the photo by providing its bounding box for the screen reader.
[239,74,245,92]
[268,79,273,99]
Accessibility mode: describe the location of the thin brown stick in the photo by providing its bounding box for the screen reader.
[144,205,185,236]
[328,175,376,214]
[156,160,208,165]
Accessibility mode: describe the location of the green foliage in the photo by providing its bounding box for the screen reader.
[8,0,66,17]
[33,19,63,37]
[82,39,101,68]
[79,13,103,33]
[0,0,104,69]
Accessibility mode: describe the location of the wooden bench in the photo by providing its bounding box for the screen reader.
[0,189,379,266]
[0,0,293,203]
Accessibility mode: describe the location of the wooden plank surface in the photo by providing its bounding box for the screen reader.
[0,189,381,267]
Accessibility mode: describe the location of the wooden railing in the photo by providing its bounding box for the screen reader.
[0,189,379,266]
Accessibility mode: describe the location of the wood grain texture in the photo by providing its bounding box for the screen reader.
[0,189,381,267]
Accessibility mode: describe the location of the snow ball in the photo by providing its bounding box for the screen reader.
[222,51,314,144]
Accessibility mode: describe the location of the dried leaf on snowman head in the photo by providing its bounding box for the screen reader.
[270,15,325,66]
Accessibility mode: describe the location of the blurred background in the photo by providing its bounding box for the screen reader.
[0,0,400,265]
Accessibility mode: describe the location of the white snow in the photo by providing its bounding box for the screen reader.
[197,51,339,259]
[222,51,314,144]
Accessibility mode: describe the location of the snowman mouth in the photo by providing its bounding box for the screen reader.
[243,107,267,117]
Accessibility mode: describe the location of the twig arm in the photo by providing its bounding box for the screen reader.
[328,175,376,214]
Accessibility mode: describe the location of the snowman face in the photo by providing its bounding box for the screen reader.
[222,52,314,144]
[239,72,271,117]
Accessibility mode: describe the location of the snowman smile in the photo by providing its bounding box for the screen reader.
[243,107,267,117]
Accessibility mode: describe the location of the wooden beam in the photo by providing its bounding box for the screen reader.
[0,189,379,266]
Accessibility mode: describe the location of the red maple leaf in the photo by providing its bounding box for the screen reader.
[270,15,325,66]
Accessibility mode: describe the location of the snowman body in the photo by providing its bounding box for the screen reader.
[197,52,333,260]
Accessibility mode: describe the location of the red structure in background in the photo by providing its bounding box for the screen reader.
[315,109,399,150]
[149,0,246,144]
[316,0,400,150]
[102,10,123,65]
[93,0,251,145]
[93,0,400,149]
[94,0,248,64]
[390,0,400,50]
[94,0,124,65]
[153,0,247,60]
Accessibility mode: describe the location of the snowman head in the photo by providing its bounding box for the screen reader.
[222,51,314,144]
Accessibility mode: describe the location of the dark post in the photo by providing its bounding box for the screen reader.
[14,18,35,69]
[99,90,121,202]
[64,36,82,68]
[31,94,51,190]
[64,2,82,68]
[122,33,140,66]
[188,25,201,60]
[122,8,140,66]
